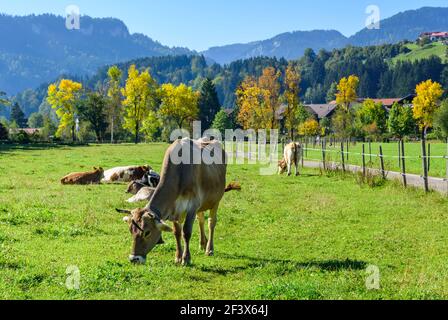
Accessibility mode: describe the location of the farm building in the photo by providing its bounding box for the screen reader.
[224,94,415,124]
[419,31,448,42]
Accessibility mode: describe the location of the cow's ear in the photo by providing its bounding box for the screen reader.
[156,220,173,233]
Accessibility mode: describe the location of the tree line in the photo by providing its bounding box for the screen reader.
[1,41,448,143]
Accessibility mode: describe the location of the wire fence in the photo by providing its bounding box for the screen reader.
[296,137,448,193]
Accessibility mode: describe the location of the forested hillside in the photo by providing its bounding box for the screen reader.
[3,41,447,121]
[0,14,191,94]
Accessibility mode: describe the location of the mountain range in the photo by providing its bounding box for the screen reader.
[1,6,448,94]
[201,7,448,64]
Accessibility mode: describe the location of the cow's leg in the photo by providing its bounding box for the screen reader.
[287,161,292,176]
[206,205,218,256]
[182,211,196,266]
[295,156,300,176]
[173,221,183,264]
[197,211,208,251]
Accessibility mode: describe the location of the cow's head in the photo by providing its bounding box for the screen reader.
[126,181,144,195]
[116,208,172,264]
[278,159,287,175]
[93,167,105,176]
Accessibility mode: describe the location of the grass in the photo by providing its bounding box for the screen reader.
[302,141,448,179]
[1,143,448,300]
[392,42,448,64]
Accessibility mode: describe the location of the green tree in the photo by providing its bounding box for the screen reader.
[10,103,27,128]
[357,99,387,140]
[296,104,310,125]
[211,109,232,136]
[198,78,221,131]
[0,122,8,140]
[332,107,354,139]
[320,117,331,136]
[326,82,338,103]
[142,111,162,142]
[434,99,448,138]
[107,65,123,143]
[40,115,57,141]
[122,65,158,144]
[27,112,44,128]
[77,92,109,142]
[284,62,301,140]
[388,102,415,139]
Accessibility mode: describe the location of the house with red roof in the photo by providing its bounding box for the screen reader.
[419,31,448,42]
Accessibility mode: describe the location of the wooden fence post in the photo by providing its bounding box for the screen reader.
[362,144,366,177]
[379,145,386,179]
[301,143,305,168]
[341,142,345,172]
[346,139,349,161]
[321,140,326,171]
[401,140,407,188]
[421,136,429,193]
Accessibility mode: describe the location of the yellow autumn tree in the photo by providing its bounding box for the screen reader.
[336,75,359,112]
[412,79,444,136]
[299,118,320,137]
[122,65,158,144]
[47,79,83,142]
[284,62,301,140]
[236,76,267,130]
[158,83,199,130]
[258,67,282,129]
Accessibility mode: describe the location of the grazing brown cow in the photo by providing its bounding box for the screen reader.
[116,138,240,265]
[278,142,302,176]
[61,167,104,185]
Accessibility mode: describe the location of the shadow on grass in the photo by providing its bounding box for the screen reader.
[197,253,368,275]
[0,143,90,153]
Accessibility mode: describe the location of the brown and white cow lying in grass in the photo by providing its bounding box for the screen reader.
[116,138,241,265]
[126,170,160,195]
[278,142,302,176]
[102,165,151,183]
[61,167,104,185]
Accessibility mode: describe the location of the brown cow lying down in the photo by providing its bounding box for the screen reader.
[61,167,104,185]
[278,142,302,176]
[102,165,151,183]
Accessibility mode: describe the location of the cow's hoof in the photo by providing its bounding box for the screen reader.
[175,257,182,264]
[206,250,214,257]
[182,258,191,266]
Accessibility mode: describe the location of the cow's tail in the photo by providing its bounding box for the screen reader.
[225,182,241,192]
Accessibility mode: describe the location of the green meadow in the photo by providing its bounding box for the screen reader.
[1,143,448,300]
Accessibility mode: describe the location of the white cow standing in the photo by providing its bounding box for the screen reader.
[278,142,302,176]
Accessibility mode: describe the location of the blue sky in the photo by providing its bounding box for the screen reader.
[0,0,446,51]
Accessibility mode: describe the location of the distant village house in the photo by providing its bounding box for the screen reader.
[419,31,448,42]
